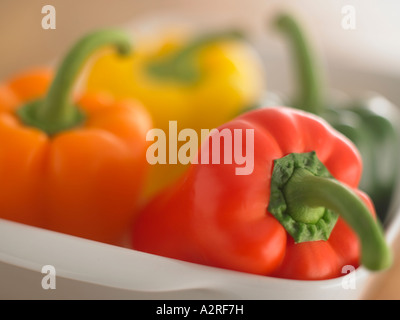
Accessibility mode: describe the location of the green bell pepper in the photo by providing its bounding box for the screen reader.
[273,12,400,224]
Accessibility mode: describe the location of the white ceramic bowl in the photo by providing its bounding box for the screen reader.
[1,12,400,300]
[0,206,399,300]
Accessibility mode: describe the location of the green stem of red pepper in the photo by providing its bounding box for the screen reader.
[286,169,391,270]
[274,13,325,115]
[268,152,391,271]
[17,29,132,136]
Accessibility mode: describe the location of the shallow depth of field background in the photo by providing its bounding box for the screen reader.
[0,0,399,299]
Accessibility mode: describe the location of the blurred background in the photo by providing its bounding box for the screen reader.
[1,0,400,97]
[1,0,400,299]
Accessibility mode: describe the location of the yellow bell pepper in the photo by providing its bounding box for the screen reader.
[85,28,266,199]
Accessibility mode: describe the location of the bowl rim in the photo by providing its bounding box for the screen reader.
[0,211,397,294]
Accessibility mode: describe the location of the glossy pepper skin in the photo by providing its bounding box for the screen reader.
[132,107,391,280]
[0,30,152,245]
[85,28,266,199]
[274,13,400,223]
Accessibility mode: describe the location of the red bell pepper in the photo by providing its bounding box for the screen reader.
[131,106,391,280]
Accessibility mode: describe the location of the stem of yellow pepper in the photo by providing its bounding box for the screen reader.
[147,29,244,84]
[17,29,132,136]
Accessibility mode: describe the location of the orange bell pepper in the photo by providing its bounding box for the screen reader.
[0,30,152,245]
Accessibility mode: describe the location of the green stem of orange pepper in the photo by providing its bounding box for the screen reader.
[17,29,132,136]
